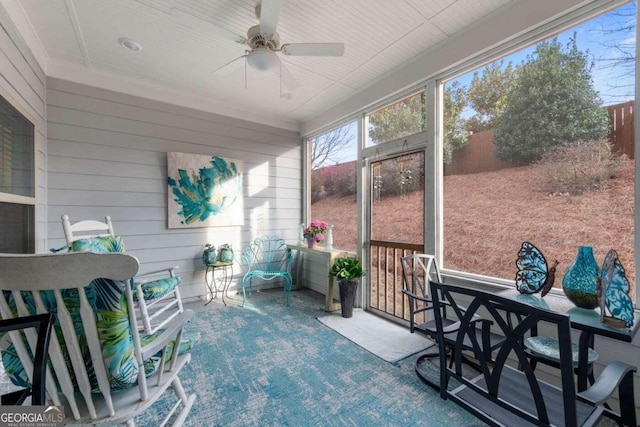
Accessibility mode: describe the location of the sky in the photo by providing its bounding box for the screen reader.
[450,2,636,107]
[317,1,636,166]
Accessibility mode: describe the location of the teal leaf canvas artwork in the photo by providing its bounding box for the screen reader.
[167,152,244,228]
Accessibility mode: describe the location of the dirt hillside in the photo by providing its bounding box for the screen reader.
[311,160,635,289]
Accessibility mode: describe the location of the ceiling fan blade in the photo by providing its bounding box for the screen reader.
[258,0,283,36]
[279,63,299,91]
[281,43,345,56]
[170,7,246,45]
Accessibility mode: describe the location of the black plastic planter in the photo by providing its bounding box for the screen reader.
[339,279,358,318]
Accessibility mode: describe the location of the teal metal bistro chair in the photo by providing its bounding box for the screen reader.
[241,236,294,306]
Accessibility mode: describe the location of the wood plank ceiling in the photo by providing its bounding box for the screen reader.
[15,0,514,126]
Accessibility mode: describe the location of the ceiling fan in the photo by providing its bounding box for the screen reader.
[170,0,345,91]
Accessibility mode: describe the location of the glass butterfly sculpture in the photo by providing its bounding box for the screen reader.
[515,242,559,297]
[598,249,634,328]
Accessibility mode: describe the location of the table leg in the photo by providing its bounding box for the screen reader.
[292,248,302,289]
[325,277,341,312]
[205,264,233,306]
[204,265,217,306]
[219,265,231,306]
[577,330,594,392]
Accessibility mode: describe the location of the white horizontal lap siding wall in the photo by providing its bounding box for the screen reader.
[0,7,47,252]
[46,78,301,301]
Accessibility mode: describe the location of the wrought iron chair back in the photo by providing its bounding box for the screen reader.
[241,236,294,306]
[401,254,505,390]
[400,254,442,334]
[429,281,636,427]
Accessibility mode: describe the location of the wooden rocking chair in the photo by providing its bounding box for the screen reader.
[61,214,184,334]
[0,252,196,426]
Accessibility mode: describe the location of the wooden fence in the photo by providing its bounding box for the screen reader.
[445,101,635,176]
[444,129,513,176]
[608,100,634,159]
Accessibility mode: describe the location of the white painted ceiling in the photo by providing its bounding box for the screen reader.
[11,0,514,129]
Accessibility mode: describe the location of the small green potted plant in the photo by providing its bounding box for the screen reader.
[329,257,365,318]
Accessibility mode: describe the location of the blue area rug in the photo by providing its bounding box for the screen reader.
[136,291,480,426]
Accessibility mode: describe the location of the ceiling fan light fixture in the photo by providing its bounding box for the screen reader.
[247,48,280,71]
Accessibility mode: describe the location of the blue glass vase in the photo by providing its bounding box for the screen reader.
[202,244,217,265]
[219,247,234,263]
[562,246,599,309]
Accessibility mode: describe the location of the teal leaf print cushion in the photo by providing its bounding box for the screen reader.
[89,277,198,391]
[70,235,126,253]
[0,277,197,392]
[140,276,181,300]
[70,235,179,302]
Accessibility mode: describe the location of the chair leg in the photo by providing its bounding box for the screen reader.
[586,366,595,387]
[618,370,637,427]
[170,377,196,426]
[415,352,440,391]
[172,376,189,403]
[284,277,292,306]
[241,277,248,307]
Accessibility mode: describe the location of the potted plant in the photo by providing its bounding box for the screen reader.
[303,220,328,249]
[329,257,365,318]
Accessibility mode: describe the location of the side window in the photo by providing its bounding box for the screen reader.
[0,95,35,253]
[365,91,425,146]
[307,121,358,252]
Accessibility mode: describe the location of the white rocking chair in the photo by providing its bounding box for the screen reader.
[0,252,196,426]
[61,214,184,335]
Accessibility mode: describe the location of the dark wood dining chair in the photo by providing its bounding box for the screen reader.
[0,313,54,405]
[400,254,505,390]
[430,281,637,427]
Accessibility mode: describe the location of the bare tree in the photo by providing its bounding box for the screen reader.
[588,1,636,102]
[310,124,354,169]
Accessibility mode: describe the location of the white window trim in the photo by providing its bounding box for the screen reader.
[0,193,35,205]
[0,85,38,255]
[0,86,37,206]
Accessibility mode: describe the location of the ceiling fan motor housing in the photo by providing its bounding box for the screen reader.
[247,25,279,50]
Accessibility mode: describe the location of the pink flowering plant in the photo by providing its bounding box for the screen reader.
[304,220,329,242]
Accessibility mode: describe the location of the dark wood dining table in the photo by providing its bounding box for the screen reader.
[497,288,640,391]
